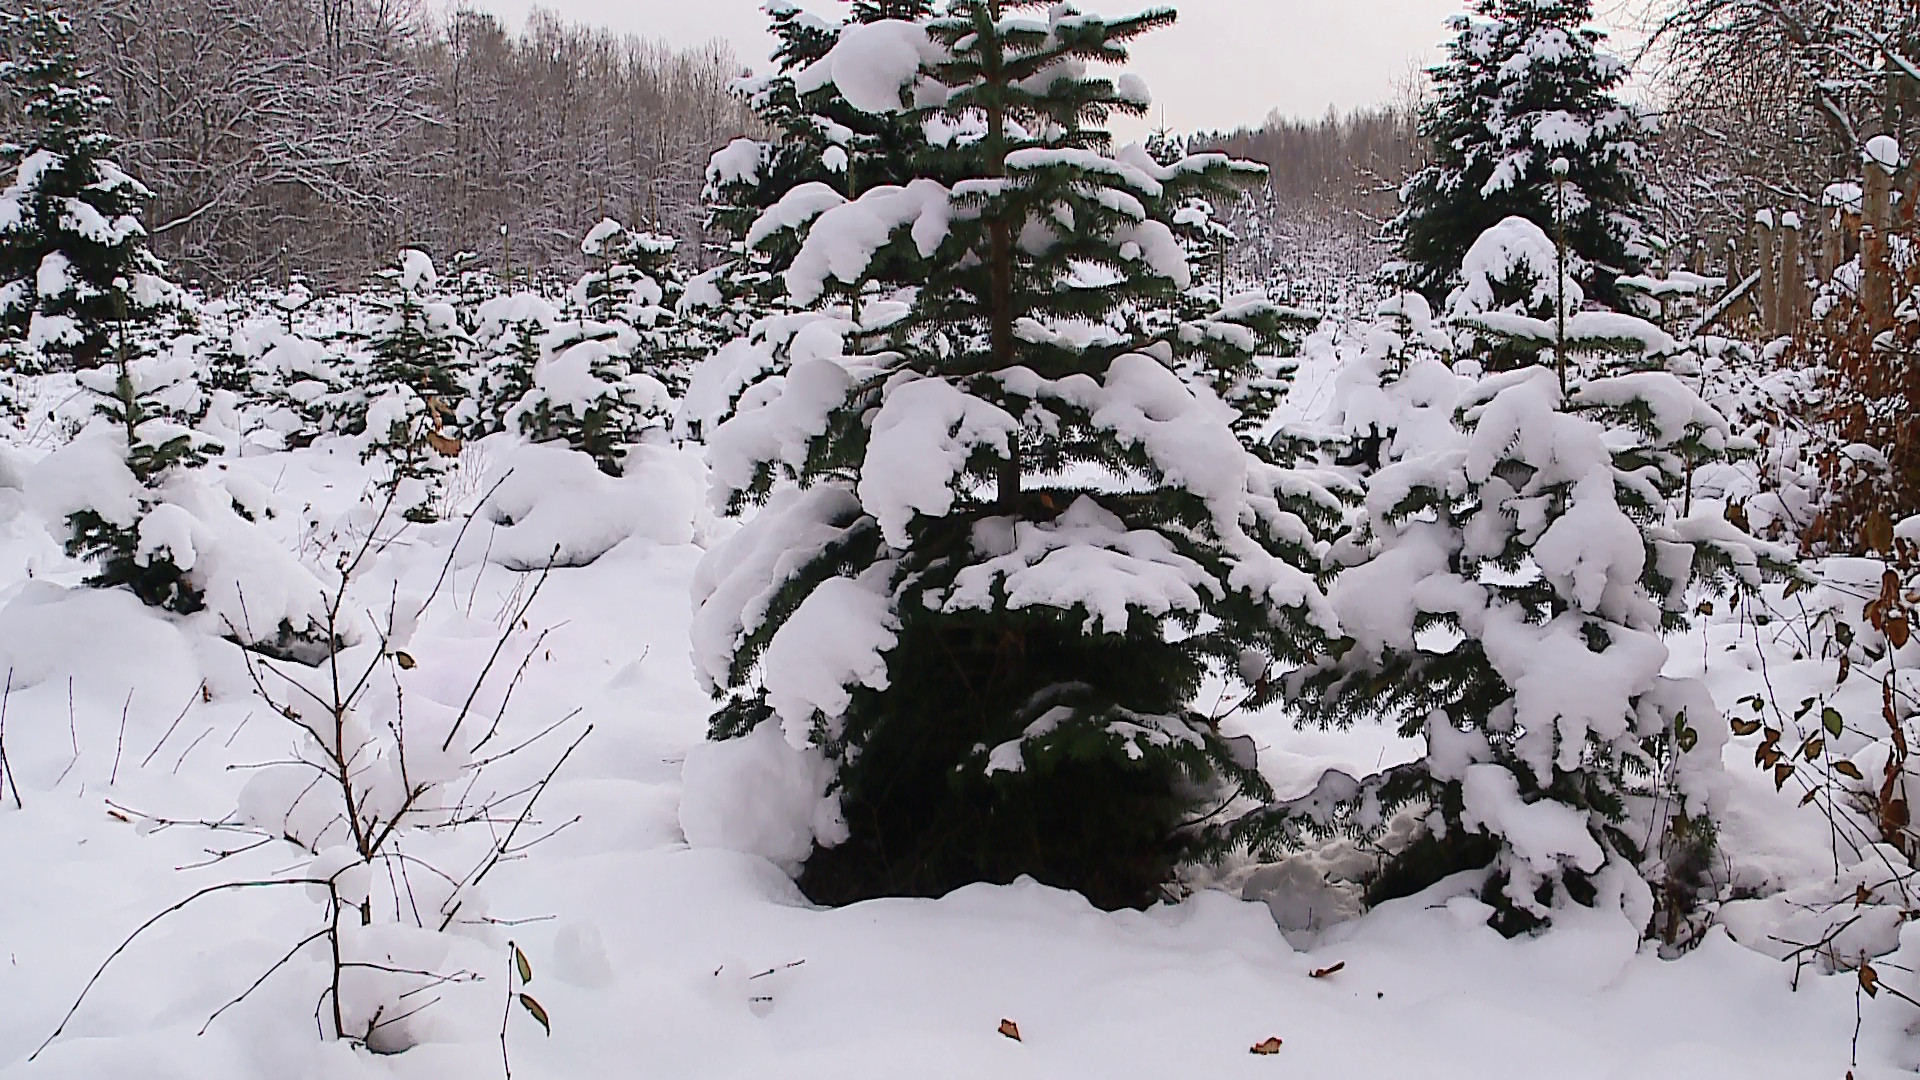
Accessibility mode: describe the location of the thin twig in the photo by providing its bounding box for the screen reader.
[109,689,133,786]
[31,878,327,1060]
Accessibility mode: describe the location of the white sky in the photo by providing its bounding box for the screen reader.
[472,0,1650,136]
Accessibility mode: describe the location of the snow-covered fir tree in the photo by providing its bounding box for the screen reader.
[1255,215,1784,935]
[502,222,674,476]
[361,250,470,522]
[691,1,1345,909]
[60,338,217,612]
[1389,0,1652,309]
[576,218,700,394]
[0,6,181,372]
[704,0,939,275]
[469,290,557,437]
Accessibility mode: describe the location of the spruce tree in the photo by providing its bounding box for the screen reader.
[692,1,1343,909]
[1389,0,1652,309]
[470,291,556,438]
[1253,216,1783,935]
[576,218,699,394]
[0,6,175,371]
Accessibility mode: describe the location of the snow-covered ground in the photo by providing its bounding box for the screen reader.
[0,340,1915,1080]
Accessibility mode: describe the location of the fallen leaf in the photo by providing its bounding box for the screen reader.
[1249,1036,1283,1055]
[425,430,463,458]
[1309,962,1345,979]
[998,1019,1021,1042]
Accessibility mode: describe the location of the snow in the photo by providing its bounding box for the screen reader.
[1447,215,1576,318]
[761,572,898,745]
[706,137,764,188]
[858,375,1019,547]
[782,180,954,304]
[946,496,1213,633]
[792,19,940,115]
[679,720,846,871]
[465,436,701,570]
[1865,135,1903,170]
[707,357,852,504]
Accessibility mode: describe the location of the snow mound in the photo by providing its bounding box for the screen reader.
[466,436,700,569]
[678,720,848,873]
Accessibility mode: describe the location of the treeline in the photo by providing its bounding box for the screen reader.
[34,1,753,289]
[1193,104,1423,285]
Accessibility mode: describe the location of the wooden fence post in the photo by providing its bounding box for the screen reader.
[1864,152,1895,332]
[1756,210,1778,333]
[1778,212,1804,336]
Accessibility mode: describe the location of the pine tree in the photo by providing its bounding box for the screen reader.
[692,1,1343,910]
[1252,216,1784,935]
[1389,0,1652,310]
[0,6,176,371]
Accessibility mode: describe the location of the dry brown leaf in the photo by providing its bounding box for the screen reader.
[1308,962,1345,979]
[998,1019,1021,1042]
[1249,1036,1283,1055]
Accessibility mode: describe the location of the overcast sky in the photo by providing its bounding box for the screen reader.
[474,0,1649,136]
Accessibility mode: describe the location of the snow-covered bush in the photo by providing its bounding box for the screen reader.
[34,490,586,1058]
[28,337,330,645]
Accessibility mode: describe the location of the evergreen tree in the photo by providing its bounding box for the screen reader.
[1252,216,1783,935]
[704,0,940,289]
[63,335,218,613]
[469,291,557,438]
[691,1,1343,910]
[576,218,700,394]
[688,3,942,432]
[1389,0,1652,310]
[361,250,470,522]
[503,222,674,476]
[0,6,176,371]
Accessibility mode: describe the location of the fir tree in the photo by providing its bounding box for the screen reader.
[505,222,674,476]
[469,290,557,437]
[1389,0,1652,310]
[0,6,175,371]
[576,218,700,394]
[361,250,470,522]
[704,0,940,292]
[692,1,1343,910]
[63,330,218,613]
[1252,216,1784,935]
